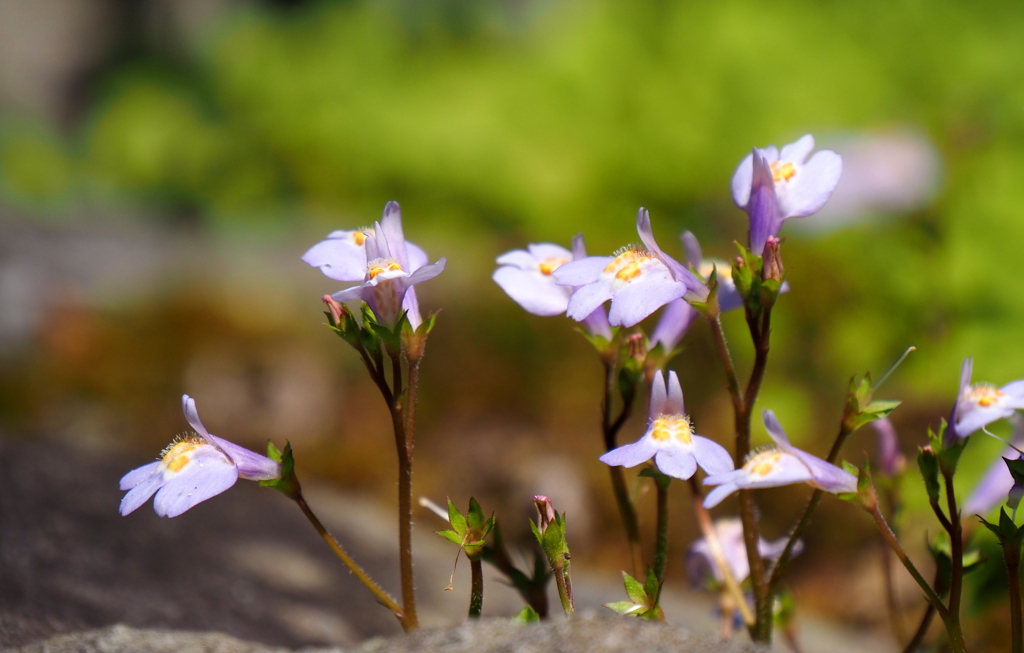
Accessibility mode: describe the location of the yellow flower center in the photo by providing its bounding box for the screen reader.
[770,161,797,184]
[352,231,368,246]
[744,449,784,477]
[650,415,693,444]
[368,259,404,279]
[968,384,1004,408]
[603,249,656,283]
[161,437,203,473]
[538,257,569,276]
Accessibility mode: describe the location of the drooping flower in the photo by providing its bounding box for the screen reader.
[119,395,281,518]
[731,135,843,256]
[553,209,707,328]
[950,357,1024,439]
[492,235,611,339]
[703,410,857,509]
[685,518,800,588]
[304,201,443,328]
[600,370,733,480]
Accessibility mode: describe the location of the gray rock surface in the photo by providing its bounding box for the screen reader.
[6,617,761,653]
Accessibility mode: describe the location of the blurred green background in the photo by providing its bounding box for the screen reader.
[1,0,1023,648]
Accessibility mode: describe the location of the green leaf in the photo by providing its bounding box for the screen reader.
[467,497,486,530]
[511,605,540,624]
[622,571,647,604]
[436,529,464,545]
[603,601,645,616]
[917,446,941,505]
[447,498,468,534]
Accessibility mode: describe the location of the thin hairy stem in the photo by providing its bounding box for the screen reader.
[295,494,405,624]
[867,504,964,652]
[708,316,743,414]
[654,480,669,584]
[739,305,773,641]
[942,470,964,647]
[553,565,574,617]
[1006,542,1023,653]
[387,349,418,631]
[602,360,644,576]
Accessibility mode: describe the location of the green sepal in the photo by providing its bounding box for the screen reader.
[979,507,1024,549]
[917,446,941,506]
[576,325,617,358]
[370,310,408,356]
[511,605,540,624]
[689,264,720,319]
[467,497,486,530]
[604,600,645,616]
[1005,457,1024,486]
[358,304,383,357]
[326,303,364,350]
[622,571,647,604]
[643,566,661,603]
[448,498,468,533]
[842,372,902,431]
[531,512,569,569]
[731,242,764,316]
[838,462,876,509]
[927,420,967,475]
[259,441,300,500]
[436,529,464,546]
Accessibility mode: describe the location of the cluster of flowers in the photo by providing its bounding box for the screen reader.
[493,135,856,504]
[121,202,447,517]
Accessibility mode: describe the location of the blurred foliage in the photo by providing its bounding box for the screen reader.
[2,0,1024,641]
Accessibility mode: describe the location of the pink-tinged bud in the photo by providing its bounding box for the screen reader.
[533,495,556,534]
[763,236,784,282]
[322,295,344,325]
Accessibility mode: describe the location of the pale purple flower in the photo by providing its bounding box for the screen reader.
[950,357,1024,439]
[685,518,800,588]
[553,209,708,328]
[119,395,281,518]
[872,417,906,477]
[324,203,446,328]
[305,202,443,329]
[963,418,1024,516]
[703,410,857,509]
[600,370,733,480]
[492,235,611,339]
[731,135,842,256]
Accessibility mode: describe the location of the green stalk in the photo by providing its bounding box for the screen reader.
[654,480,669,584]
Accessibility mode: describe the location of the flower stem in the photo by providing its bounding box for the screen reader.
[866,503,964,652]
[688,477,756,626]
[739,305,773,642]
[388,349,418,631]
[553,563,574,617]
[654,480,669,584]
[602,360,644,577]
[768,420,855,589]
[469,557,484,619]
[1005,542,1023,653]
[881,487,907,646]
[942,470,964,646]
[295,493,405,624]
[708,316,743,414]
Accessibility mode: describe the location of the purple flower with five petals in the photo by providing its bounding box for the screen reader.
[492,234,611,339]
[119,395,281,518]
[703,410,857,509]
[600,370,733,480]
[950,357,1024,439]
[731,135,843,256]
[304,202,444,329]
[553,209,708,328]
